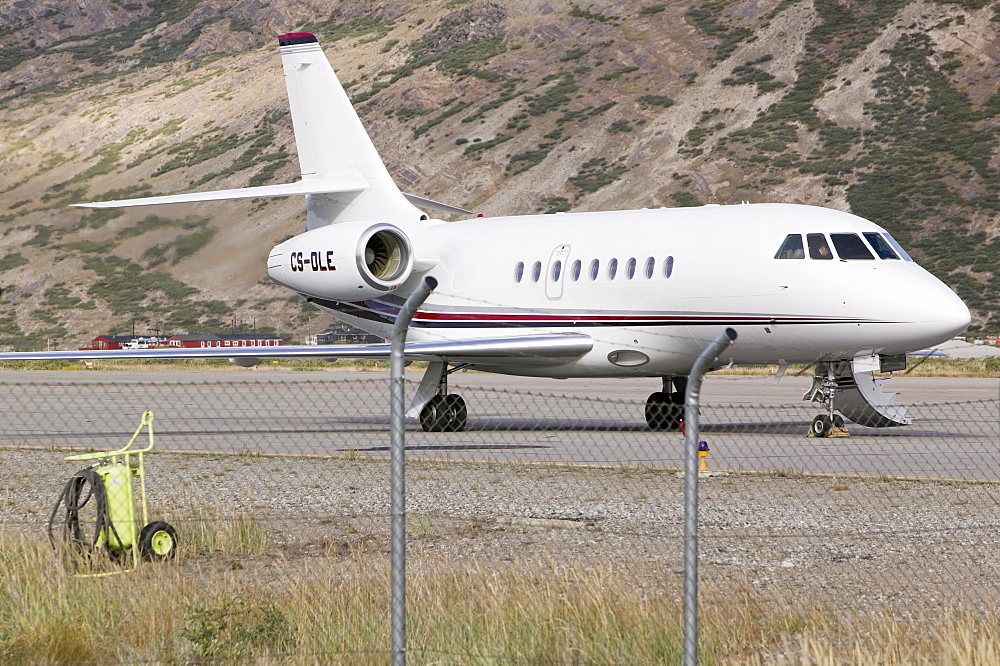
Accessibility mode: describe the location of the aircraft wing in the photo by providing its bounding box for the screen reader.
[0,334,593,367]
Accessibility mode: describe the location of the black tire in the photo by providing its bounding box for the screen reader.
[832,414,845,429]
[645,392,682,431]
[139,521,178,561]
[420,395,448,432]
[421,395,467,432]
[443,394,468,432]
[811,415,831,438]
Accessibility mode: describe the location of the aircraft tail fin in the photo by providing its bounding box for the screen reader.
[76,34,427,226]
[278,32,420,228]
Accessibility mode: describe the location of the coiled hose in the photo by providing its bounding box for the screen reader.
[47,467,126,554]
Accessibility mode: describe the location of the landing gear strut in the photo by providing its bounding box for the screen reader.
[804,364,846,438]
[645,376,686,430]
[418,363,467,432]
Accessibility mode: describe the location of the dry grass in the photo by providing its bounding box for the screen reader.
[3,515,1000,664]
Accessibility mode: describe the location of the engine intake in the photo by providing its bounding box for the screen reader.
[359,225,410,288]
[268,222,414,300]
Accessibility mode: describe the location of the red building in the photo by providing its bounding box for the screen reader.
[89,335,135,350]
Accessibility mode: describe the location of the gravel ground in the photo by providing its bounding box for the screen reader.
[5,446,1000,615]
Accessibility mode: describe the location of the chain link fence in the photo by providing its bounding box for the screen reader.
[1,370,998,662]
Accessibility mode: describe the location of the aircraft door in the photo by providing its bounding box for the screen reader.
[545,244,571,300]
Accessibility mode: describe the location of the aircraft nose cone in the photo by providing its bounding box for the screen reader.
[923,287,972,341]
[852,266,970,349]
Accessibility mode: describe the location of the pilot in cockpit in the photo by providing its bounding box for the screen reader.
[807,233,833,260]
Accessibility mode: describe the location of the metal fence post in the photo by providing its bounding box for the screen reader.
[683,327,737,666]
[390,276,437,666]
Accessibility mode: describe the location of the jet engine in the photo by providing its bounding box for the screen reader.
[267,222,414,301]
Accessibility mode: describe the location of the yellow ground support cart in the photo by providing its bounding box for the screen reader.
[48,410,177,574]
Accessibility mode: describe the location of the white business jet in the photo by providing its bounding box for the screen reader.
[0,33,970,435]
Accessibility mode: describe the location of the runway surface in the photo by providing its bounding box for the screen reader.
[0,370,996,480]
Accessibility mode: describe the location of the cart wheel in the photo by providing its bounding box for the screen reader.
[139,521,178,561]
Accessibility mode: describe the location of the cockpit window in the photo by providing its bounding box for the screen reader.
[831,233,874,260]
[807,233,833,260]
[862,232,900,260]
[882,233,913,261]
[774,234,805,259]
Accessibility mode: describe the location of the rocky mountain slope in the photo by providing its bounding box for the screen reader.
[0,0,998,349]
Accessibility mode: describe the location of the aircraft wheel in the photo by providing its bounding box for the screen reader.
[420,395,447,432]
[811,415,832,438]
[645,393,682,431]
[138,521,177,561]
[443,394,467,432]
[420,394,467,432]
[832,414,845,429]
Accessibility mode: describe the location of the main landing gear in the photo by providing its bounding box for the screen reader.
[645,376,686,430]
[418,363,467,432]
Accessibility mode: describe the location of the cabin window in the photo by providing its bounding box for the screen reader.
[551,260,562,282]
[831,233,874,260]
[571,259,582,281]
[607,258,618,280]
[589,259,599,280]
[626,257,636,279]
[774,234,805,259]
[807,233,833,260]
[531,261,542,282]
[644,257,655,279]
[663,256,674,278]
[514,261,524,283]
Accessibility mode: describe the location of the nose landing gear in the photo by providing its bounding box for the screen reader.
[805,363,850,438]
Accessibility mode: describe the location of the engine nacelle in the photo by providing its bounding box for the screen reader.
[267,221,414,300]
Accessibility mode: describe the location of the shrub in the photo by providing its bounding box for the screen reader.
[568,157,628,195]
[638,95,674,108]
[670,192,702,207]
[0,253,28,272]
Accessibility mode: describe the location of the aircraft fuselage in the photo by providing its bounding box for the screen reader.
[268,202,970,378]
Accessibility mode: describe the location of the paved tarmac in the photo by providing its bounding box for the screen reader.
[0,370,995,480]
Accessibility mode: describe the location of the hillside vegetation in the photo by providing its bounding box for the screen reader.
[0,0,998,349]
